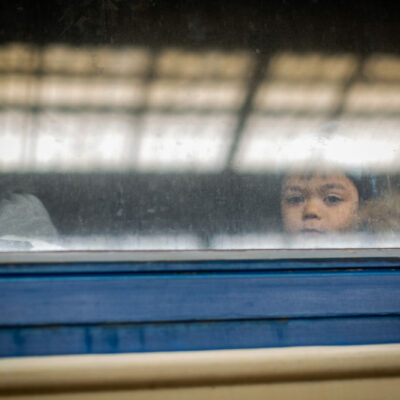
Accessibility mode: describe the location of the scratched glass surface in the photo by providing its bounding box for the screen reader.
[0,1,399,251]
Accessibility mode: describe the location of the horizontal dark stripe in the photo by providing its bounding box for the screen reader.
[1,257,400,274]
[2,316,400,357]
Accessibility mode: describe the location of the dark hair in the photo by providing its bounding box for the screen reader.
[346,174,380,204]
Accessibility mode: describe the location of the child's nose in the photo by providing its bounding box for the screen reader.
[302,198,322,220]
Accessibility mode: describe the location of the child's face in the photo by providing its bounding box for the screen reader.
[281,174,359,234]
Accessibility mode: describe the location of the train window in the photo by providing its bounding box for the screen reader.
[0,1,399,254]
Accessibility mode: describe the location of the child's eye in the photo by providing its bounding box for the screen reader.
[286,196,304,205]
[324,195,342,205]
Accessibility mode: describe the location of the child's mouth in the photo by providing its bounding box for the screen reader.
[301,229,324,234]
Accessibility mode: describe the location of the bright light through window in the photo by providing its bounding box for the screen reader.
[255,82,340,112]
[147,80,245,110]
[33,112,135,171]
[232,116,325,172]
[137,113,234,172]
[156,49,254,79]
[267,52,358,81]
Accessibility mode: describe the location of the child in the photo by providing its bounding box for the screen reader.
[280,173,361,235]
[280,171,400,235]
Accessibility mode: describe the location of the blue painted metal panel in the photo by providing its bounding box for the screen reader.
[1,258,400,357]
[1,270,400,326]
[1,316,400,357]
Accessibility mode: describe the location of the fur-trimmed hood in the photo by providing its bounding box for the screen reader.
[358,191,400,233]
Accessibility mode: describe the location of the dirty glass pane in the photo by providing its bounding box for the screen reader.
[0,1,399,251]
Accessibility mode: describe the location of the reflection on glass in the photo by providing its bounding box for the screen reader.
[267,53,358,82]
[0,42,399,251]
[137,113,234,172]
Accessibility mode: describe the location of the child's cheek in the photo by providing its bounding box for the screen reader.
[283,206,302,232]
[329,203,358,231]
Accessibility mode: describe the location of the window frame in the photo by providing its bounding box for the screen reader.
[1,249,400,357]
